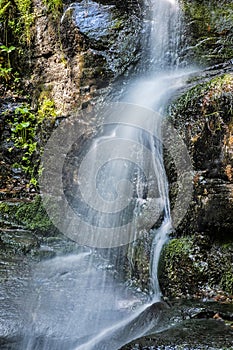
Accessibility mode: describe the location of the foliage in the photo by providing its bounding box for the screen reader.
[0,44,15,81]
[8,105,38,183]
[0,0,64,84]
[14,0,34,44]
[0,0,32,84]
[0,0,34,45]
[169,74,233,118]
[0,65,12,81]
[0,0,10,17]
[220,270,233,294]
[37,97,58,122]
[43,0,63,18]
[7,98,57,185]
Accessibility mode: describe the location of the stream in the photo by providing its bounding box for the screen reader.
[1,0,233,349]
[1,237,233,349]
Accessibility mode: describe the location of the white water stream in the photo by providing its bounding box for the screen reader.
[21,0,192,349]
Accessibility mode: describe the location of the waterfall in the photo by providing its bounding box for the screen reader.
[21,0,192,349]
[122,0,183,298]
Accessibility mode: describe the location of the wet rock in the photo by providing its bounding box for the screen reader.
[121,301,233,350]
[159,235,233,297]
[167,73,233,240]
[122,319,233,350]
[160,71,233,298]
[0,196,56,235]
[181,0,233,66]
[0,229,39,254]
[124,231,152,293]
[30,0,142,116]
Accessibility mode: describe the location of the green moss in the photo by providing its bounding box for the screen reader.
[159,236,212,297]
[43,0,63,18]
[220,270,233,294]
[159,238,193,277]
[159,235,233,297]
[111,18,124,31]
[169,74,233,123]
[14,0,34,44]
[0,195,56,234]
[181,0,233,65]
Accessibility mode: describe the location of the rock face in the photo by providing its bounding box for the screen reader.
[156,0,233,298]
[181,0,233,67]
[0,0,143,197]
[1,0,233,300]
[160,68,233,297]
[159,235,233,297]
[29,0,233,298]
[168,72,233,240]
[30,0,143,116]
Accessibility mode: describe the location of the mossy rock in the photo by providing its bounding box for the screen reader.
[168,73,233,178]
[221,270,233,295]
[159,235,233,298]
[166,73,233,240]
[0,195,56,234]
[159,236,206,297]
[124,230,152,293]
[181,0,233,66]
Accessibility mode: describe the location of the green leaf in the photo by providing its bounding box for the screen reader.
[30,177,38,186]
[15,106,29,115]
[21,121,30,128]
[0,1,10,17]
[0,45,16,53]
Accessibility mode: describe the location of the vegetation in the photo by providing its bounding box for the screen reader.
[170,74,233,115]
[160,236,233,298]
[159,237,201,297]
[0,0,63,84]
[3,98,57,186]
[181,0,233,65]
[43,0,63,17]
[168,74,233,160]
[0,195,56,233]
[0,0,62,186]
[221,270,233,294]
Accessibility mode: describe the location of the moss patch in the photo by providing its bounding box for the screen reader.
[159,236,233,298]
[182,0,233,65]
[0,195,56,234]
[159,237,205,297]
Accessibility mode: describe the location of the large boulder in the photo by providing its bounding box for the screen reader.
[30,0,143,115]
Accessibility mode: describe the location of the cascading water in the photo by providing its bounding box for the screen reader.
[21,0,192,349]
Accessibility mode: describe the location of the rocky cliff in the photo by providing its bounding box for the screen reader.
[0,0,233,299]
[159,0,233,298]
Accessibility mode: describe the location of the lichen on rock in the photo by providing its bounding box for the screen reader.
[181,0,233,66]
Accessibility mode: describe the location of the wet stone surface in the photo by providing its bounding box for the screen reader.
[62,0,142,73]
[121,300,233,350]
[1,233,233,350]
